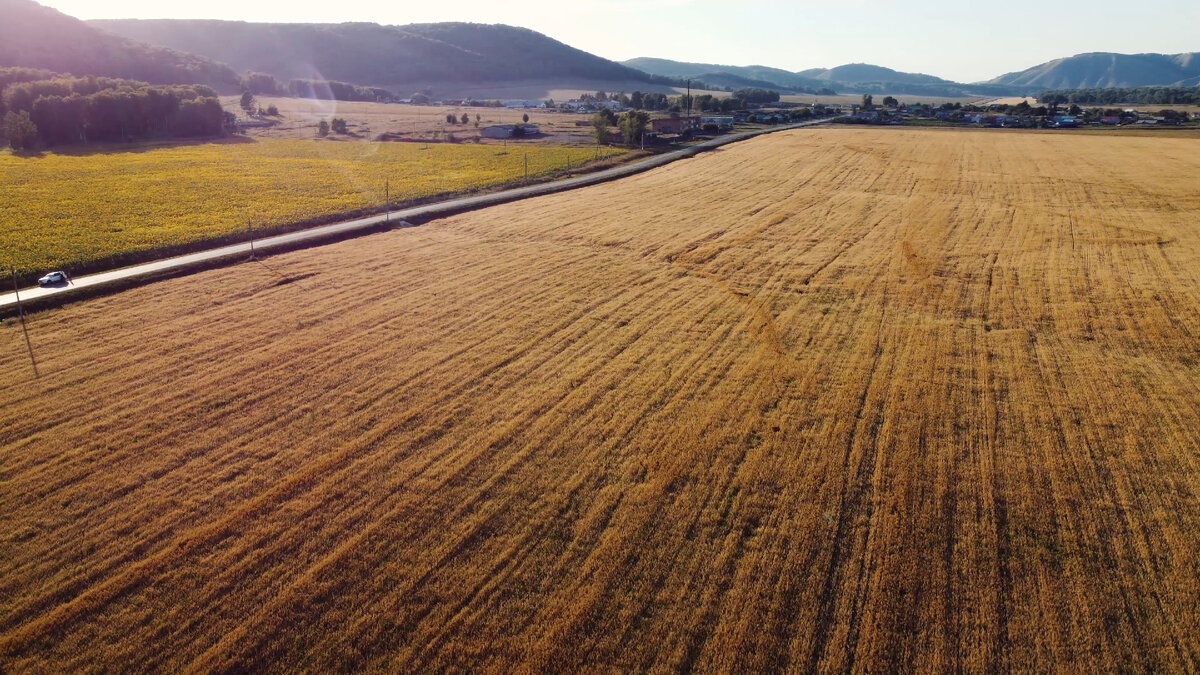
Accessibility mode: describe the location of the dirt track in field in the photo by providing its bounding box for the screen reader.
[2,127,1199,671]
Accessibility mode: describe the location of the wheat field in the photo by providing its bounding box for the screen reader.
[1,128,1199,672]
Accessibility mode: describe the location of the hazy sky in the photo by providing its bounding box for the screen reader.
[43,0,1200,82]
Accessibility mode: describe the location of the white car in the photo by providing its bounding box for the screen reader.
[37,271,68,286]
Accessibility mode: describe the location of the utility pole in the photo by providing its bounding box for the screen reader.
[687,78,692,129]
[385,179,390,222]
[248,218,255,259]
[10,267,38,378]
[524,153,528,181]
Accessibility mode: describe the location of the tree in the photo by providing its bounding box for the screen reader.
[591,111,612,145]
[460,112,470,125]
[522,113,530,124]
[882,96,898,108]
[474,113,481,128]
[266,104,279,116]
[317,119,330,137]
[331,118,348,134]
[240,90,256,112]
[861,94,874,110]
[731,88,780,106]
[240,72,280,95]
[619,110,650,147]
[446,113,457,125]
[3,110,38,150]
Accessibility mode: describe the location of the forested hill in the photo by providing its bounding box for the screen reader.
[0,0,239,89]
[92,19,659,89]
[988,52,1200,89]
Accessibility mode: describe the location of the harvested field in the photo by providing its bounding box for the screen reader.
[2,127,1200,671]
[223,96,599,143]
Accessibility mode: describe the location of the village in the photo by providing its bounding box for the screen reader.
[839,97,1200,128]
[377,92,1200,143]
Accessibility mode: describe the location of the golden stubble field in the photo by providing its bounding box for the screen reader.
[2,128,1199,671]
[224,96,601,143]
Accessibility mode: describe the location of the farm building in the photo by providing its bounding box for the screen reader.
[700,116,735,130]
[650,117,699,134]
[481,124,541,139]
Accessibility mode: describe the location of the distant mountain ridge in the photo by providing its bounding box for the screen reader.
[624,57,1017,97]
[92,19,661,92]
[0,0,239,88]
[987,52,1200,89]
[622,58,830,92]
[3,1,1196,101]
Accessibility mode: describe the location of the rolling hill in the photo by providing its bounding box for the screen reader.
[625,57,1017,96]
[0,0,238,88]
[622,57,830,92]
[988,52,1200,89]
[92,19,664,94]
[797,63,950,85]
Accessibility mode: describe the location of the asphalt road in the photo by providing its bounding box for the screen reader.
[0,118,830,313]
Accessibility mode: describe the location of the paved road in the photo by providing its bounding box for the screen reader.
[1,118,830,312]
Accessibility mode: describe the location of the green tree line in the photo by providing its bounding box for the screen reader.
[606,88,782,114]
[1039,86,1200,106]
[286,79,391,102]
[1,69,226,149]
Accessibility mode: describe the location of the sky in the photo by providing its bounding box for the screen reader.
[42,0,1200,83]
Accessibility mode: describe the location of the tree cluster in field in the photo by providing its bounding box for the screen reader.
[240,72,391,102]
[239,72,284,96]
[316,118,350,137]
[590,109,649,147]
[675,88,782,113]
[587,87,781,115]
[287,79,391,102]
[1038,86,1200,106]
[238,92,278,117]
[0,68,227,149]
